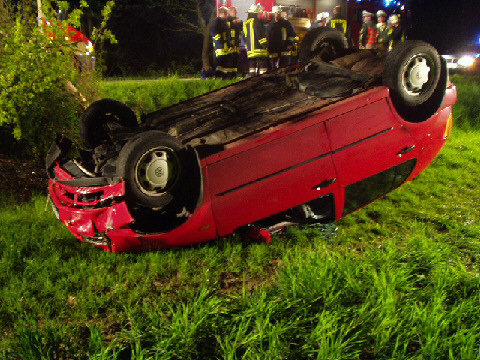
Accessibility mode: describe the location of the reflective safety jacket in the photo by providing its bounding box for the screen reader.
[210,17,231,57]
[328,14,347,35]
[243,17,268,58]
[227,16,243,52]
[377,23,389,47]
[266,18,296,56]
[359,21,377,48]
[389,25,405,50]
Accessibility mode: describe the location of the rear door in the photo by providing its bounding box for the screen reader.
[326,96,419,217]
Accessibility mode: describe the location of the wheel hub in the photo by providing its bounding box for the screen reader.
[145,153,169,188]
[404,56,431,94]
[135,148,179,195]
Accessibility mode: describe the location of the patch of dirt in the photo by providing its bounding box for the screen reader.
[0,154,48,202]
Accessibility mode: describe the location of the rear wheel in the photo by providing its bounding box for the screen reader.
[383,40,446,121]
[299,27,348,64]
[80,99,138,149]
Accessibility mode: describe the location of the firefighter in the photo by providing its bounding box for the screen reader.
[359,11,377,49]
[227,6,242,78]
[312,12,328,28]
[210,6,234,79]
[328,5,347,36]
[243,4,269,77]
[267,6,297,69]
[376,10,389,51]
[388,14,405,50]
[279,8,299,64]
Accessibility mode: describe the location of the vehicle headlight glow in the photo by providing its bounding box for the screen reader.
[458,55,475,67]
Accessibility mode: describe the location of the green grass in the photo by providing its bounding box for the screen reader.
[99,77,238,117]
[2,76,480,359]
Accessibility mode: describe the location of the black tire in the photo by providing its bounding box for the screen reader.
[116,131,184,209]
[80,99,138,149]
[383,40,446,122]
[299,27,348,65]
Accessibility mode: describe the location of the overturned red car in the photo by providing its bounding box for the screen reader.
[47,32,456,253]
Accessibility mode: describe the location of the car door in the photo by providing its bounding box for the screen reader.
[325,96,419,217]
[207,121,338,236]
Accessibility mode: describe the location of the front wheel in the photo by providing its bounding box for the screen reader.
[116,131,184,209]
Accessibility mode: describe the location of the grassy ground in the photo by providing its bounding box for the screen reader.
[99,77,238,117]
[1,75,480,359]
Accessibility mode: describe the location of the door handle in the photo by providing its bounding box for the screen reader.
[397,145,415,156]
[313,178,336,190]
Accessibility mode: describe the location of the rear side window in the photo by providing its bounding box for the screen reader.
[343,159,416,215]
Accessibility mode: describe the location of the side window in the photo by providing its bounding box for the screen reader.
[343,159,416,216]
[255,193,336,229]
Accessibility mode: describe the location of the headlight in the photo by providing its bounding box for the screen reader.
[458,55,475,67]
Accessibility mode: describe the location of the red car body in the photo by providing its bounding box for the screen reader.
[49,83,457,253]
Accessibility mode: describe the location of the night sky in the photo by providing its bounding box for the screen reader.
[405,0,480,52]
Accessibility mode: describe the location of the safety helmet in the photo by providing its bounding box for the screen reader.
[389,14,399,24]
[272,6,282,13]
[218,6,228,13]
[376,10,387,17]
[248,4,262,13]
[362,10,373,18]
[316,12,328,21]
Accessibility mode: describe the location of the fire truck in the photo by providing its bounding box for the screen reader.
[44,9,95,71]
[216,0,406,49]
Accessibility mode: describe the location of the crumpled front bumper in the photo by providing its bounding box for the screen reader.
[49,163,150,252]
[48,162,218,253]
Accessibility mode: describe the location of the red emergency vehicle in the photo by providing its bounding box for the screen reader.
[44,19,95,71]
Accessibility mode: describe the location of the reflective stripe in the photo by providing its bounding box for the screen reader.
[215,48,232,56]
[245,19,255,57]
[259,37,267,44]
[367,28,376,46]
[330,19,347,35]
[248,49,268,57]
[213,34,221,40]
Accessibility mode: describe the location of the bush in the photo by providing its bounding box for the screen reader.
[0,2,102,162]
